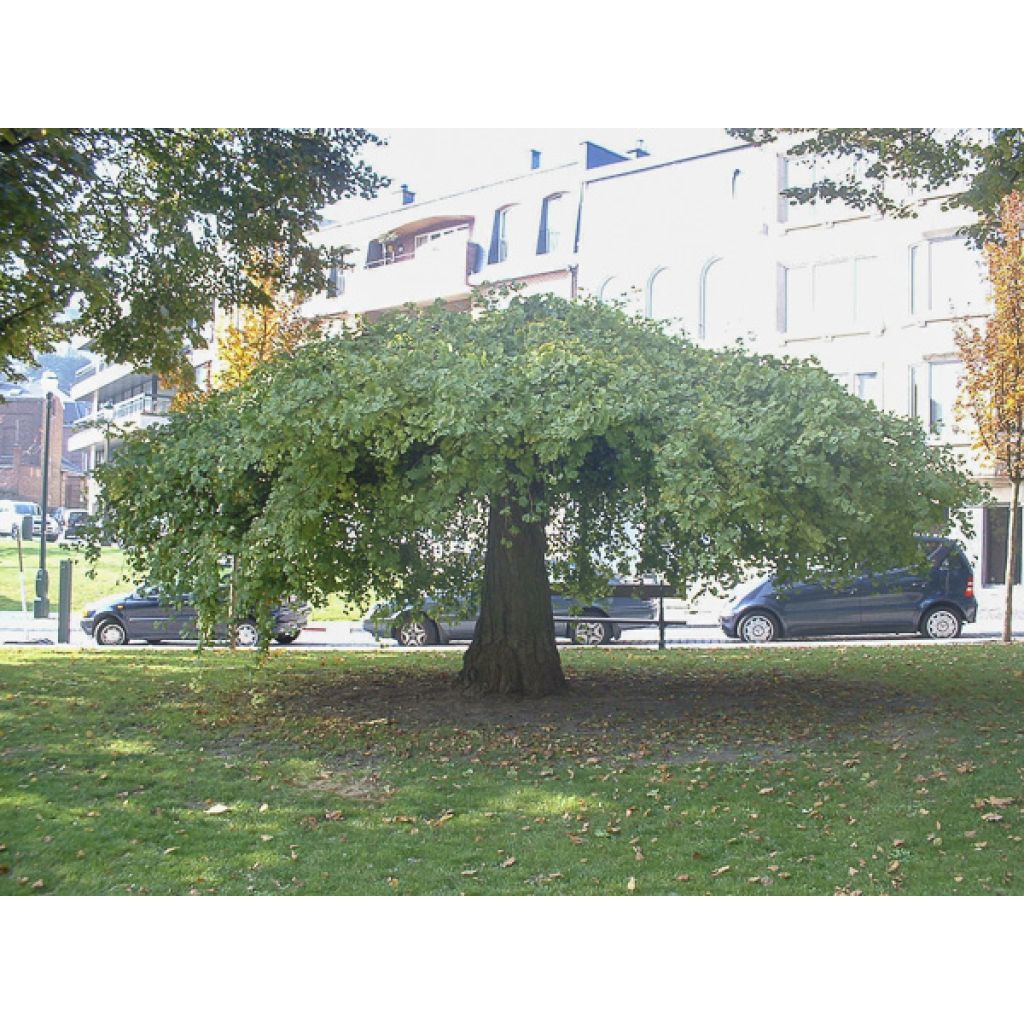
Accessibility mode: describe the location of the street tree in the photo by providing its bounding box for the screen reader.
[955,192,1024,642]
[728,129,1024,244]
[0,128,384,380]
[92,294,980,697]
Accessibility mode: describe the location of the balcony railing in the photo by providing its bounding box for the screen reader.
[73,394,173,432]
[108,394,172,420]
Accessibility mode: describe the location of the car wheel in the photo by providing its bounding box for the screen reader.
[737,611,780,644]
[395,617,439,647]
[234,621,261,648]
[95,619,129,646]
[571,615,611,646]
[274,632,299,645]
[920,606,962,640]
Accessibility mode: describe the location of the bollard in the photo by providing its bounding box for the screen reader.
[57,559,72,644]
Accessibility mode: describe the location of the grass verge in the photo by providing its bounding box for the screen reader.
[1,643,1022,895]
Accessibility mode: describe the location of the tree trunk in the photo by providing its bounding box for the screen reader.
[457,489,567,697]
[1003,476,1021,644]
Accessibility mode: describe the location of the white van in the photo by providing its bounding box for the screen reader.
[0,500,56,539]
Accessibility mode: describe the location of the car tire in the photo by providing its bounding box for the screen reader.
[274,632,299,645]
[394,617,439,647]
[234,621,261,648]
[737,610,781,644]
[571,613,611,646]
[95,618,129,646]
[920,606,962,640]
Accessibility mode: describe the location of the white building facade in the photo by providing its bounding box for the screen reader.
[295,136,1017,593]
[575,141,1011,588]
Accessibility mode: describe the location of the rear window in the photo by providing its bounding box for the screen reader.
[14,503,38,515]
[67,511,87,525]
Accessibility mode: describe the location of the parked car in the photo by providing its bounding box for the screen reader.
[56,508,90,539]
[0,499,58,541]
[363,577,666,646]
[720,538,977,643]
[80,587,311,646]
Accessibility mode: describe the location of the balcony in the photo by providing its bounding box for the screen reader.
[68,395,172,453]
[303,234,474,318]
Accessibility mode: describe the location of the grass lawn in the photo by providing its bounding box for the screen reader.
[0,539,132,615]
[1,643,1022,895]
[0,539,370,621]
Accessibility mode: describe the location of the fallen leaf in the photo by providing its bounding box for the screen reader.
[501,857,516,868]
[711,865,731,877]
[205,803,230,815]
[627,877,637,892]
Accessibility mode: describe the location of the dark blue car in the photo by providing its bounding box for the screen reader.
[720,538,977,643]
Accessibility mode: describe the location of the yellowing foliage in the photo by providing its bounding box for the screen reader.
[214,290,316,391]
[955,191,1024,639]
[956,192,1024,479]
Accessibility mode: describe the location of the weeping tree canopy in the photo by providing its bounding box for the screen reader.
[92,294,980,696]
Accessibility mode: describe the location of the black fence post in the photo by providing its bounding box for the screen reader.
[658,591,666,650]
[57,559,72,644]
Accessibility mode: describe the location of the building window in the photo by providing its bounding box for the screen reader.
[489,206,514,264]
[698,259,721,340]
[731,169,742,199]
[648,266,687,323]
[326,263,344,298]
[537,193,566,255]
[928,360,962,436]
[782,257,879,336]
[984,505,1022,585]
[854,371,881,406]
[597,276,618,303]
[910,237,986,317]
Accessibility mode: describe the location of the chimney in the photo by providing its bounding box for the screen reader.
[628,139,650,159]
[400,184,415,205]
[530,149,541,170]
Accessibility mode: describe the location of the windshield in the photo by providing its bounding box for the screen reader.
[67,511,87,524]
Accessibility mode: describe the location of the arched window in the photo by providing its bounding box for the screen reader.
[537,193,567,254]
[731,168,742,199]
[489,205,517,264]
[597,276,619,302]
[645,267,667,317]
[698,258,722,340]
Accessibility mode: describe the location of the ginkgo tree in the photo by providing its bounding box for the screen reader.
[956,192,1024,642]
[92,293,980,697]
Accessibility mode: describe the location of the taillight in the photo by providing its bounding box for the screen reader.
[965,576,974,598]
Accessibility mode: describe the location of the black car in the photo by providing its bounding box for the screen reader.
[363,578,666,646]
[720,538,977,643]
[81,587,311,646]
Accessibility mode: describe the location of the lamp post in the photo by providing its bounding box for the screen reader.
[34,372,59,618]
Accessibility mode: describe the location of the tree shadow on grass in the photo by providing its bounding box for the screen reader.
[276,666,944,764]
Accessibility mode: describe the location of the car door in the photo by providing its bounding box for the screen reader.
[772,578,863,636]
[120,590,166,640]
[858,567,928,632]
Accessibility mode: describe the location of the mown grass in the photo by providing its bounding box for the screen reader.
[1,644,1022,895]
[0,539,369,620]
[0,539,131,615]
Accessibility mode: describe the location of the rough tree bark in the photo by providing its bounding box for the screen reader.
[457,488,567,697]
